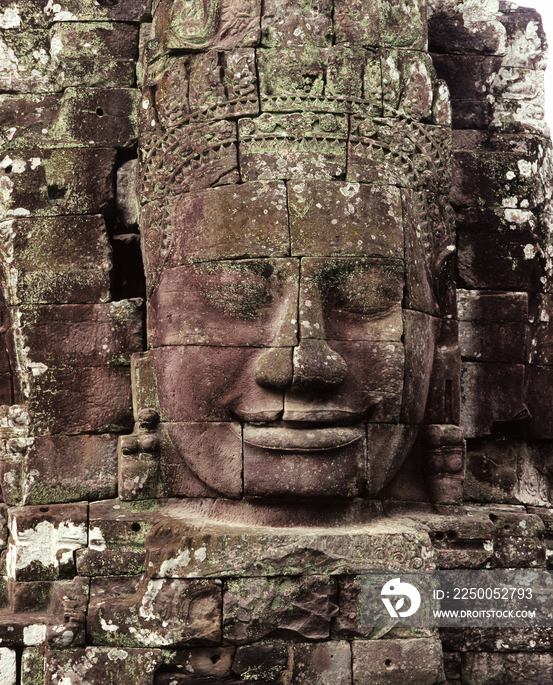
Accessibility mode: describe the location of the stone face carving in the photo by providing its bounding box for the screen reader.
[126,2,464,509]
[1,0,553,683]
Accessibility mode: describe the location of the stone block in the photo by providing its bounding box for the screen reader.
[293,641,352,684]
[261,0,332,48]
[465,439,553,507]
[492,536,545,569]
[137,346,284,423]
[223,576,338,644]
[525,366,553,438]
[428,1,507,55]
[334,0,426,49]
[148,259,298,348]
[459,322,529,363]
[147,183,289,271]
[238,113,348,182]
[40,648,162,685]
[88,575,222,647]
[441,626,553,653]
[0,0,150,26]
[1,434,118,506]
[381,49,435,120]
[451,151,543,208]
[244,431,366,498]
[140,119,239,206]
[6,503,87,581]
[154,51,258,129]
[457,228,541,294]
[460,362,526,438]
[232,643,289,682]
[530,325,553,365]
[154,422,243,498]
[462,652,553,685]
[19,300,143,366]
[146,517,434,580]
[0,215,111,305]
[0,30,56,93]
[352,638,444,685]
[288,181,404,259]
[161,647,236,680]
[0,148,116,218]
[298,258,403,342]
[76,499,160,577]
[27,366,133,436]
[457,290,528,322]
[3,576,89,647]
[499,4,548,70]
[282,340,404,423]
[50,22,138,88]
[432,54,501,129]
[155,0,261,50]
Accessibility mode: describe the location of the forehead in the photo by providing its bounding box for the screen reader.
[152,180,405,265]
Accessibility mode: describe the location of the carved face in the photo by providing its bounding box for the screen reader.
[136,178,437,500]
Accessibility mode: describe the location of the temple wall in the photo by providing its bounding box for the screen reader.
[0,1,552,683]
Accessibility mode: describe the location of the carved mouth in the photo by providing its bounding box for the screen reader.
[243,424,364,452]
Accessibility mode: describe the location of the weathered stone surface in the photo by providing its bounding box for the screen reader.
[0,215,111,305]
[27,366,133,436]
[352,638,444,685]
[334,0,426,49]
[442,626,553,653]
[460,362,526,438]
[88,575,221,647]
[145,422,243,499]
[19,300,143,366]
[238,113,348,182]
[261,0,332,47]
[0,148,115,218]
[223,576,338,644]
[0,0,150,26]
[1,434,118,506]
[525,366,553,438]
[6,503,87,581]
[76,499,160,577]
[153,50,258,128]
[51,23,138,89]
[288,181,404,259]
[298,258,403,342]
[457,290,528,323]
[232,643,289,682]
[148,259,298,348]
[41,647,162,685]
[462,652,553,685]
[243,432,366,498]
[293,641,352,685]
[146,516,434,579]
[145,182,289,273]
[459,321,529,363]
[134,346,284,423]
[465,439,553,507]
[451,151,543,208]
[0,648,16,685]
[155,0,261,50]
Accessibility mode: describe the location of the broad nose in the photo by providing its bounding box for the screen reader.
[254,340,347,392]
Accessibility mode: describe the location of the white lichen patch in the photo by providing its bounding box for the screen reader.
[43,0,78,22]
[0,648,16,685]
[159,547,191,576]
[139,579,164,620]
[89,526,107,551]
[0,6,21,29]
[23,624,46,646]
[100,618,119,633]
[6,518,87,579]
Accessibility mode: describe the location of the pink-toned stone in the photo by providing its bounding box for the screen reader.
[223,575,338,644]
[88,575,221,647]
[289,181,403,259]
[148,259,298,348]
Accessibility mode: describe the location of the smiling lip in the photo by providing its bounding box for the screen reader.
[243,424,364,452]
